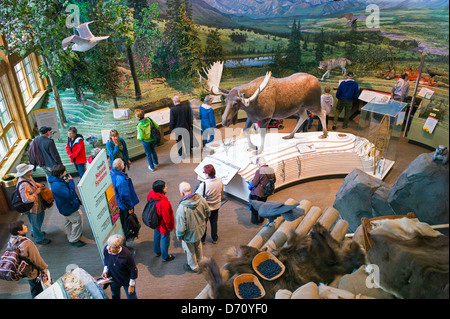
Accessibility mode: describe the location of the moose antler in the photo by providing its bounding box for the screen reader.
[240,71,272,107]
[198,61,225,95]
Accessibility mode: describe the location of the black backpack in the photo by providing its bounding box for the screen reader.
[142,198,161,229]
[150,119,161,144]
[126,212,141,240]
[264,176,276,197]
[10,181,34,213]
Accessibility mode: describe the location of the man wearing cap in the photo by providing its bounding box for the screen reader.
[333,71,360,130]
[30,126,62,184]
[15,163,51,245]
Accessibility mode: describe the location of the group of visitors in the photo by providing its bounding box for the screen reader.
[5,93,281,299]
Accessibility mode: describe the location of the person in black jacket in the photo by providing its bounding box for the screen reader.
[30,126,62,185]
[169,96,193,158]
[102,234,138,299]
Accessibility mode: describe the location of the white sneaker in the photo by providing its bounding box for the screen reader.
[148,166,154,172]
[154,163,159,168]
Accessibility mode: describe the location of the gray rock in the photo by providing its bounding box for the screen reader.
[333,169,394,232]
[388,152,449,225]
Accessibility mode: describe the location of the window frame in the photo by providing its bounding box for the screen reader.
[14,56,39,106]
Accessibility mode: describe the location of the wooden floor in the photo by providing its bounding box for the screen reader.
[0,117,431,299]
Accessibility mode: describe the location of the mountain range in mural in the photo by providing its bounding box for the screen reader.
[150,0,449,22]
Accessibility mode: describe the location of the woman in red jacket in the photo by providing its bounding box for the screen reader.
[147,180,175,262]
[66,127,87,178]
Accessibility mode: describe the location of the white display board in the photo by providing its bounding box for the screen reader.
[146,107,171,126]
[194,156,240,186]
[359,89,391,103]
[113,108,130,120]
[77,149,124,261]
[34,108,60,139]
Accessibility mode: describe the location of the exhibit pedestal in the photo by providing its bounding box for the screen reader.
[196,131,380,202]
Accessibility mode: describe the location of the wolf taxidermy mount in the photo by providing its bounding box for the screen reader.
[199,62,329,154]
[318,58,352,81]
[199,224,365,299]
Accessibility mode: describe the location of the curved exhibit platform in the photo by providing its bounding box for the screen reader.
[196,131,391,202]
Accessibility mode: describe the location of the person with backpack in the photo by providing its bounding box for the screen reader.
[15,163,51,245]
[195,164,223,244]
[249,157,276,225]
[135,109,159,172]
[5,220,49,298]
[110,159,140,242]
[48,164,86,247]
[146,180,175,262]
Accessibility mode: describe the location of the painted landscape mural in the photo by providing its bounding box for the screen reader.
[2,0,448,176]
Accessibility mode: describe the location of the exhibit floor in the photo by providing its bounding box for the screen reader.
[0,117,431,299]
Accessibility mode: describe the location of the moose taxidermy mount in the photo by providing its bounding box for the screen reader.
[199,62,329,154]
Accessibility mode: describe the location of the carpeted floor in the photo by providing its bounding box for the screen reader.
[0,117,431,299]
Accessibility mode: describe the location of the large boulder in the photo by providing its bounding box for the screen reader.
[388,152,449,226]
[333,169,395,232]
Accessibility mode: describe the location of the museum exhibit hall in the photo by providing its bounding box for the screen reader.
[0,0,448,305]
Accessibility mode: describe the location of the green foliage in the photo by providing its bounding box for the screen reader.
[285,20,302,71]
[56,0,135,105]
[153,1,202,80]
[315,28,325,63]
[133,2,161,78]
[204,29,225,66]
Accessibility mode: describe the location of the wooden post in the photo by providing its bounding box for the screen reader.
[403,52,426,137]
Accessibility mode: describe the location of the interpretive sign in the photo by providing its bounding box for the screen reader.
[34,108,60,139]
[77,149,124,261]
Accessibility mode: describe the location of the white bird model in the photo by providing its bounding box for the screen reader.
[62,21,109,52]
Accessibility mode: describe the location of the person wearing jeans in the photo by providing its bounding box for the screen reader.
[15,163,51,245]
[102,234,138,299]
[147,180,175,261]
[66,126,87,178]
[135,109,159,171]
[195,164,223,244]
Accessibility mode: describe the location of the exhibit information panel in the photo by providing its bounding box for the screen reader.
[77,149,124,261]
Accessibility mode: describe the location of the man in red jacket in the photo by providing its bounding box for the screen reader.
[65,126,87,178]
[147,180,175,262]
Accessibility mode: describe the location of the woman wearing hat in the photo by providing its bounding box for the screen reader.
[15,163,51,245]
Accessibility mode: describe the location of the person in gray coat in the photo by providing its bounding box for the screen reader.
[176,182,210,273]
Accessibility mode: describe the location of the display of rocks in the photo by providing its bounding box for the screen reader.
[334,151,449,232]
[333,168,395,232]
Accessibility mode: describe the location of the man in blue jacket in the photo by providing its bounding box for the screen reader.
[49,164,86,247]
[110,159,140,240]
[333,71,360,130]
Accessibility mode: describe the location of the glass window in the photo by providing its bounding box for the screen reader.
[0,138,7,161]
[14,62,30,104]
[0,85,12,127]
[23,56,38,95]
[5,126,18,148]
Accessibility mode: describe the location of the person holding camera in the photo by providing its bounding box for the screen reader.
[48,164,86,247]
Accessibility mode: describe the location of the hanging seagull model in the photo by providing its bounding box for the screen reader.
[62,21,110,52]
[338,13,367,27]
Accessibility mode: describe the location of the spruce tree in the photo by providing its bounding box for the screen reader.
[204,29,225,66]
[315,28,325,63]
[162,2,202,79]
[285,20,302,71]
